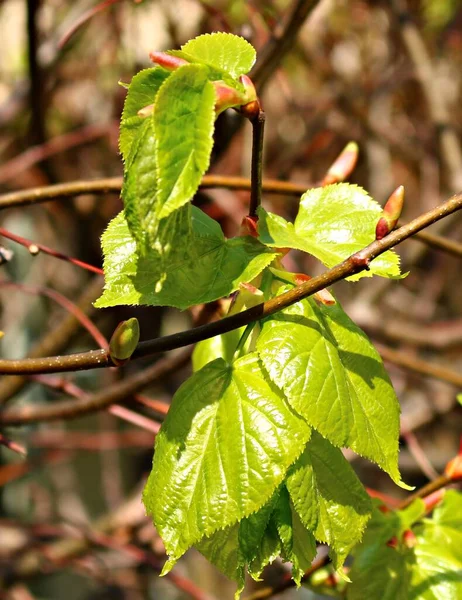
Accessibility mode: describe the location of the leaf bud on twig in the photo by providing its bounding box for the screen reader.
[322,142,359,186]
[109,318,140,366]
[376,185,405,240]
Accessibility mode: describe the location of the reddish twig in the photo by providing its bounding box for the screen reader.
[0,228,103,275]
[0,123,115,185]
[1,282,107,348]
[58,0,122,49]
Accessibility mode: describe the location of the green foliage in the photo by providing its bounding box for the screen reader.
[257,290,406,486]
[287,432,372,571]
[347,491,462,599]
[154,64,216,220]
[180,32,256,78]
[258,184,402,280]
[95,208,277,309]
[94,32,455,597]
[143,353,312,571]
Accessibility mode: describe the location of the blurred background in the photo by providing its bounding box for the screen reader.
[0,0,461,598]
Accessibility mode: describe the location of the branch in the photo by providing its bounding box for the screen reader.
[1,177,460,258]
[0,192,461,378]
[0,277,103,405]
[0,349,191,425]
[251,0,322,90]
[248,107,265,218]
[377,344,462,388]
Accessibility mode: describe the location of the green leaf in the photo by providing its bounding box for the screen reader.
[181,33,256,78]
[192,329,243,372]
[348,492,462,600]
[409,490,462,599]
[121,118,160,248]
[348,543,412,600]
[154,63,216,219]
[143,354,311,569]
[95,208,278,309]
[256,292,406,486]
[119,67,170,161]
[347,506,412,600]
[273,486,317,584]
[286,432,372,570]
[197,524,245,595]
[257,184,403,281]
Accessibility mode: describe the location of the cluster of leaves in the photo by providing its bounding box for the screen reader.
[95,32,462,598]
[346,490,462,599]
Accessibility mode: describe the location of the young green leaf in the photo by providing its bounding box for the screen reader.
[121,118,160,249]
[273,486,317,584]
[154,63,216,219]
[119,67,170,161]
[181,33,256,78]
[192,328,243,372]
[95,208,278,309]
[410,490,462,599]
[348,492,462,599]
[286,432,372,570]
[257,183,403,280]
[143,354,311,571]
[257,292,406,487]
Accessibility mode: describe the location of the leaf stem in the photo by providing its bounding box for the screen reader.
[249,107,266,218]
[233,323,255,360]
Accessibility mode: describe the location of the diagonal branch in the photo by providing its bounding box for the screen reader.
[0,192,461,380]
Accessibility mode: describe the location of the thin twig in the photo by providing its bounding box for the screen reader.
[249,108,266,218]
[251,0,322,90]
[376,343,462,388]
[0,228,103,275]
[0,192,461,377]
[0,277,103,405]
[0,348,192,425]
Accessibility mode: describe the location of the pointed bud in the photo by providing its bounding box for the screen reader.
[109,318,140,366]
[149,51,189,71]
[239,215,259,238]
[402,529,417,548]
[444,438,462,481]
[322,142,359,186]
[228,282,263,315]
[214,75,258,115]
[137,103,154,118]
[214,81,247,115]
[376,185,405,240]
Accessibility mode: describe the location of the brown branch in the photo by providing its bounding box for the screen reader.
[1,177,460,259]
[398,474,454,510]
[376,343,462,388]
[0,276,103,405]
[391,0,462,191]
[251,0,322,90]
[0,348,191,425]
[0,192,461,379]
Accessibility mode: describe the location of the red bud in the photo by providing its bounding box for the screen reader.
[402,530,417,548]
[322,142,359,186]
[444,438,462,481]
[386,536,398,548]
[149,51,189,70]
[239,215,259,238]
[376,186,405,240]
